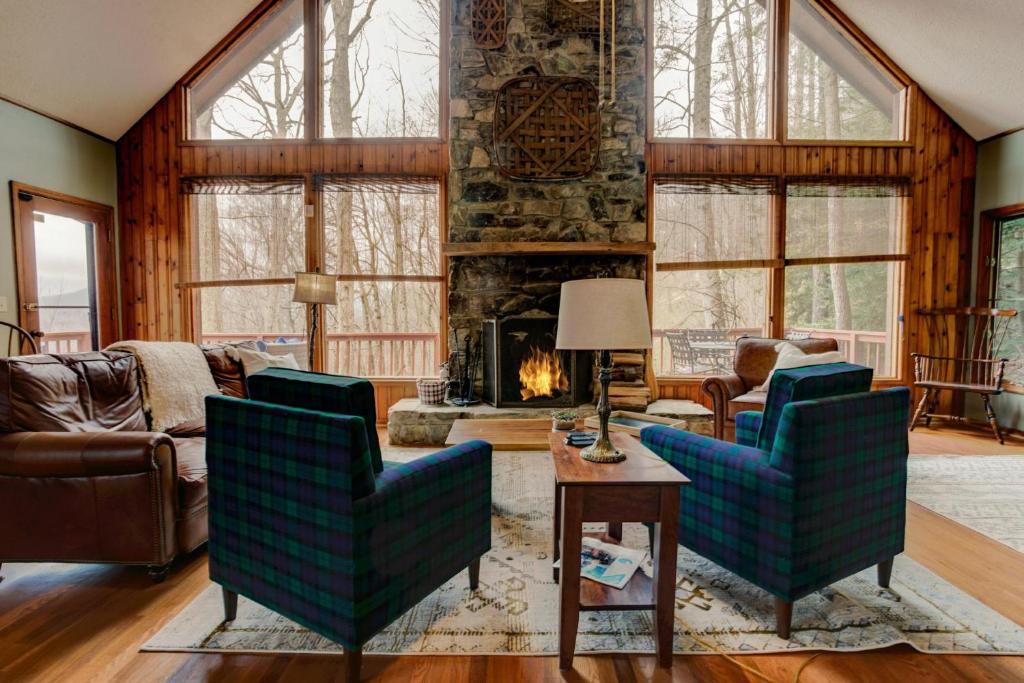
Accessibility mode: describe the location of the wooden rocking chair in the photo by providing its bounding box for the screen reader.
[0,320,38,356]
[910,307,1019,443]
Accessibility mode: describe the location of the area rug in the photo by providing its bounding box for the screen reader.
[908,455,1024,553]
[145,451,1024,656]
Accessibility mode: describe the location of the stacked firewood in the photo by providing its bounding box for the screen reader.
[592,351,651,410]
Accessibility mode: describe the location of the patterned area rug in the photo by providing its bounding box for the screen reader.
[908,455,1024,553]
[145,451,1024,656]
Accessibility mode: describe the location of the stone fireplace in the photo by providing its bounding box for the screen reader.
[481,316,592,408]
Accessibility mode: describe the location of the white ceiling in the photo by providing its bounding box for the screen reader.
[834,0,1024,141]
[0,0,259,141]
[0,0,1020,142]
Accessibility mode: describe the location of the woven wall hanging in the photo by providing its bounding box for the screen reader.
[493,76,600,181]
[472,0,506,48]
[548,0,601,34]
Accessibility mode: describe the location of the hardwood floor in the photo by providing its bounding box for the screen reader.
[1,424,1023,682]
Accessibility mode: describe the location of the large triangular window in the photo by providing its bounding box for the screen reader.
[187,0,305,140]
[787,0,905,140]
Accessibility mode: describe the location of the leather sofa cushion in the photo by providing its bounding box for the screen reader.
[728,391,767,419]
[733,337,840,390]
[201,343,254,399]
[0,352,146,433]
[173,437,208,512]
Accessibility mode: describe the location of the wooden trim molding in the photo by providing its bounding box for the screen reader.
[443,241,656,257]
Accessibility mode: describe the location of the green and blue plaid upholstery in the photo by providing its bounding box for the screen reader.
[205,393,492,650]
[641,366,909,603]
[756,362,873,451]
[246,368,384,473]
[734,411,762,447]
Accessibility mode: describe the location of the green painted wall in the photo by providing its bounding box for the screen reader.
[968,130,1024,430]
[0,100,118,342]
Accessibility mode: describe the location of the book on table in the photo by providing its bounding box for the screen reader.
[554,537,647,589]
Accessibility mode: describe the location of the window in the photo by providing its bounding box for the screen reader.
[652,178,773,375]
[653,177,908,378]
[986,213,1024,386]
[787,0,903,140]
[321,177,442,376]
[653,0,770,138]
[188,0,305,140]
[321,0,441,138]
[185,179,308,346]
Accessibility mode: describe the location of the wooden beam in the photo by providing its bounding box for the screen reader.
[443,241,656,257]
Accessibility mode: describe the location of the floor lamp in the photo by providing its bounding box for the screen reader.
[293,270,337,371]
[556,278,652,463]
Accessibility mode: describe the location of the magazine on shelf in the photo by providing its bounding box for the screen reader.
[553,537,648,589]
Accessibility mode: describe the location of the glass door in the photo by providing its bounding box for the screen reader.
[989,214,1024,387]
[12,185,117,353]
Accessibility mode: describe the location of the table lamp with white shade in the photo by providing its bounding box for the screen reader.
[555,278,652,463]
[293,270,337,370]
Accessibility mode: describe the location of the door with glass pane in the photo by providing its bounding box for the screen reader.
[11,184,118,353]
[980,206,1024,388]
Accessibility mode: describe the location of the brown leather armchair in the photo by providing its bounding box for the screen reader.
[701,337,839,441]
[0,350,220,581]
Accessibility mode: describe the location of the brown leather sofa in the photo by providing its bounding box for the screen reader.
[0,346,246,581]
[701,337,839,441]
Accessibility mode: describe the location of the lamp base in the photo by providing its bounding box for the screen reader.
[580,438,625,463]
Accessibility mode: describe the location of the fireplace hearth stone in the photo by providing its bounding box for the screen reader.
[387,398,597,446]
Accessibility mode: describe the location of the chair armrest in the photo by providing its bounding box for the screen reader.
[641,425,791,491]
[0,432,175,477]
[734,411,762,447]
[701,374,747,439]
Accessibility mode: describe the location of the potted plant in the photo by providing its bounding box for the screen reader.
[551,409,578,431]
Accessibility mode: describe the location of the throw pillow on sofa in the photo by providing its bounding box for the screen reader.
[758,341,846,391]
[226,345,301,377]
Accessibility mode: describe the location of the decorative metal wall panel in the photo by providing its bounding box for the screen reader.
[472,0,507,48]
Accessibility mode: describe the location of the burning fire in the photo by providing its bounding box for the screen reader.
[519,346,570,401]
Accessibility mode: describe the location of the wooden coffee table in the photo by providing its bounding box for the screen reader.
[445,418,556,450]
[549,431,688,670]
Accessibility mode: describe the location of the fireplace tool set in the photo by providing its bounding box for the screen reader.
[446,332,482,406]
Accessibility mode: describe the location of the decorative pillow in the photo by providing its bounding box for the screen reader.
[758,341,846,391]
[226,345,301,377]
[264,341,309,371]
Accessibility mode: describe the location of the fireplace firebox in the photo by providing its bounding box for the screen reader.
[482,317,592,408]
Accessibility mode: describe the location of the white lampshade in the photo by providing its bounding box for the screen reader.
[293,271,338,305]
[555,278,652,350]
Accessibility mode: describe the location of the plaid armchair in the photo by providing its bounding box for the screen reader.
[205,381,492,680]
[641,364,909,639]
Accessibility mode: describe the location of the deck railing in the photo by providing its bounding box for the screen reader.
[652,327,891,377]
[200,332,441,378]
[38,331,92,355]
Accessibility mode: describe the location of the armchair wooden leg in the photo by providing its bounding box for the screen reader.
[223,587,238,621]
[878,557,894,588]
[344,646,362,681]
[468,558,480,591]
[982,394,1005,444]
[910,388,932,431]
[774,598,793,640]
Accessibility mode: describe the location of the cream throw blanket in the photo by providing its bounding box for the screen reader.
[107,341,219,433]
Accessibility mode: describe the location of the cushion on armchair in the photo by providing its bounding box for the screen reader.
[246,368,383,473]
[756,363,873,451]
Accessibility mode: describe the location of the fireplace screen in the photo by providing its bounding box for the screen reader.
[482,317,592,408]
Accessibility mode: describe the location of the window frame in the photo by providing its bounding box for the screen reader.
[977,203,1024,394]
[179,173,448,378]
[646,0,912,145]
[651,174,910,380]
[179,0,449,145]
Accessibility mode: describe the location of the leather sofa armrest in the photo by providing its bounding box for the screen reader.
[0,432,175,477]
[700,374,748,440]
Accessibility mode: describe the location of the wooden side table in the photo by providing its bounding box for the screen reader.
[549,431,689,670]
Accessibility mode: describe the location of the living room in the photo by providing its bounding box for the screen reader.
[1,0,1023,681]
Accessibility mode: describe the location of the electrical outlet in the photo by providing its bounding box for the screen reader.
[0,296,7,313]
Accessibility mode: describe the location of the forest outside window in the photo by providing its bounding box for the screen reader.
[320,176,442,377]
[187,0,305,140]
[321,0,441,138]
[184,178,308,348]
[653,177,908,379]
[653,0,770,138]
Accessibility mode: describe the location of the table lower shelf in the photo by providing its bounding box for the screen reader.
[569,532,655,611]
